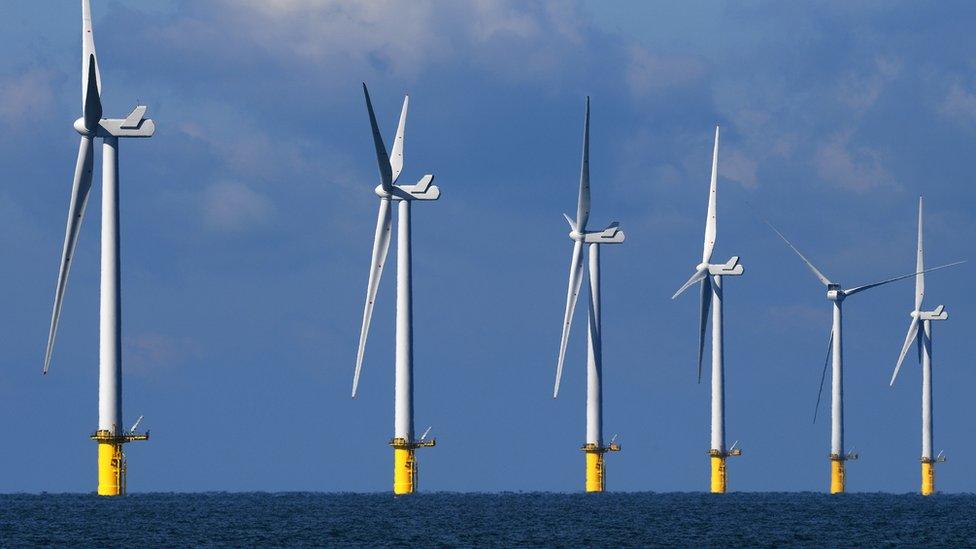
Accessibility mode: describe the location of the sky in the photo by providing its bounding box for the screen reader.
[0,0,974,493]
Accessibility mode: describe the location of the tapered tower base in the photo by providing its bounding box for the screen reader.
[582,442,620,493]
[390,437,435,496]
[830,456,845,494]
[710,455,726,493]
[921,460,935,496]
[91,430,149,496]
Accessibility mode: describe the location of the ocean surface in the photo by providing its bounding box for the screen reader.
[0,492,973,546]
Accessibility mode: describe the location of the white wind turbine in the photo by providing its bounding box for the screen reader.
[764,214,962,494]
[553,97,625,493]
[672,126,744,494]
[43,0,153,497]
[352,83,439,496]
[889,197,955,495]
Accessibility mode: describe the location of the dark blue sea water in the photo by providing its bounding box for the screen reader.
[0,493,973,546]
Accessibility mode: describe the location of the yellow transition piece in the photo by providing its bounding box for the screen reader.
[710,455,727,494]
[830,457,845,494]
[91,429,149,497]
[585,450,605,493]
[921,460,935,496]
[97,441,124,496]
[390,437,435,495]
[582,442,620,493]
[394,447,417,495]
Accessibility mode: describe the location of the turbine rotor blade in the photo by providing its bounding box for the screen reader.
[576,97,591,232]
[44,136,95,374]
[352,198,393,397]
[813,328,833,424]
[390,95,408,184]
[554,240,585,398]
[917,329,923,364]
[672,267,707,300]
[561,212,577,232]
[915,196,924,311]
[362,83,393,192]
[82,0,102,131]
[845,261,966,297]
[697,277,712,383]
[761,217,832,287]
[702,125,719,264]
[890,316,920,386]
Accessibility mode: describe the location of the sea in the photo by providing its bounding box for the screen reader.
[0,492,972,546]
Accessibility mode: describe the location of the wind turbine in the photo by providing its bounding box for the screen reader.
[352,83,439,495]
[44,0,153,496]
[553,98,624,493]
[889,197,954,496]
[764,214,962,494]
[672,126,744,494]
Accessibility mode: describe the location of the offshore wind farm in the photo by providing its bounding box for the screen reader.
[5,0,976,545]
[762,217,963,494]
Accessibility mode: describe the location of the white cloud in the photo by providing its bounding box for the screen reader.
[202,181,274,233]
[939,81,976,123]
[835,57,901,113]
[814,129,894,191]
[626,45,705,98]
[721,149,759,189]
[0,68,58,127]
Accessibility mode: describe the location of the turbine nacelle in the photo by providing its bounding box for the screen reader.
[918,305,948,321]
[706,256,743,276]
[564,215,625,244]
[73,105,155,139]
[373,174,439,201]
[826,284,845,302]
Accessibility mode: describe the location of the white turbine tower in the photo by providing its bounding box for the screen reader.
[671,126,743,494]
[889,197,954,496]
[43,0,153,497]
[764,216,962,494]
[553,98,624,493]
[352,83,439,496]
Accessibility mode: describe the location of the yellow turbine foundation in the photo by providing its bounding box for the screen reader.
[393,447,416,495]
[91,429,149,497]
[582,442,620,493]
[830,456,845,494]
[921,460,935,496]
[708,448,740,494]
[390,437,435,496]
[585,450,604,493]
[97,441,124,496]
[710,455,726,494]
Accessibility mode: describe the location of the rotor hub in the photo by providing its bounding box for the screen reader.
[374,184,391,198]
[73,117,96,136]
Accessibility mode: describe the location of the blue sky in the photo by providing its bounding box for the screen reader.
[0,0,974,493]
